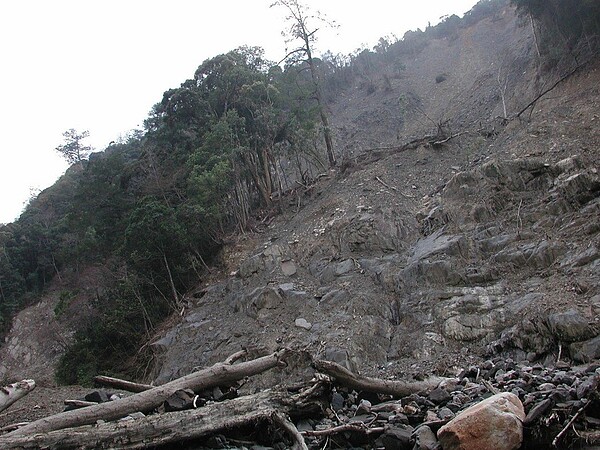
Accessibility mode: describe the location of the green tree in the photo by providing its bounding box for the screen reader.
[55,129,93,165]
[123,198,190,309]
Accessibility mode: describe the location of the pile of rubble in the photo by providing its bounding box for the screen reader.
[1,351,599,450]
[188,358,600,450]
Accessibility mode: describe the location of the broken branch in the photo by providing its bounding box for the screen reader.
[302,423,385,437]
[552,400,589,448]
[93,376,153,393]
[0,385,324,449]
[272,411,309,450]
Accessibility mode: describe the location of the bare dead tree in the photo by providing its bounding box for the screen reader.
[497,64,509,119]
[272,0,337,167]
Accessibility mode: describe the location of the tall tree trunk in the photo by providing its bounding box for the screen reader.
[162,252,179,308]
[241,151,271,206]
[530,13,541,59]
[302,30,335,167]
[261,147,273,198]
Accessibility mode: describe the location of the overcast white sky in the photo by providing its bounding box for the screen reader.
[0,0,479,224]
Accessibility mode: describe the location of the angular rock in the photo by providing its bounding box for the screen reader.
[558,172,600,205]
[576,376,598,399]
[281,260,297,276]
[277,283,295,293]
[163,389,195,412]
[570,335,600,363]
[547,309,598,343]
[437,407,455,421]
[437,392,525,450]
[335,259,355,276]
[428,387,451,405]
[523,398,553,425]
[294,318,312,330]
[331,392,344,411]
[245,287,282,319]
[238,254,264,278]
[376,424,414,450]
[414,425,441,450]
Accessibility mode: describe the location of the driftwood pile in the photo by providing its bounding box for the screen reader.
[0,350,598,449]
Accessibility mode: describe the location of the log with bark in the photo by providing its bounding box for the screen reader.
[313,359,445,396]
[3,349,290,438]
[0,384,325,449]
[0,352,452,449]
[0,380,35,414]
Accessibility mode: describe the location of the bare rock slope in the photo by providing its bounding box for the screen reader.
[152,6,600,383]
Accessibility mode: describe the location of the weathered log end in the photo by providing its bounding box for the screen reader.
[0,380,36,414]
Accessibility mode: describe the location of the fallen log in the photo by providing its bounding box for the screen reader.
[5,349,290,438]
[0,385,324,449]
[314,360,445,396]
[93,375,153,393]
[92,350,249,394]
[0,422,29,434]
[0,380,36,413]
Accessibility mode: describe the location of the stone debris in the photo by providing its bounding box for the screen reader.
[295,359,599,450]
[294,318,313,330]
[50,355,600,450]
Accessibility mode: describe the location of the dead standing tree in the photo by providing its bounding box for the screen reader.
[272,0,337,167]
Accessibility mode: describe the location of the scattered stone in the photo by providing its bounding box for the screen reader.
[413,425,441,450]
[428,388,451,404]
[523,398,553,425]
[84,390,111,403]
[294,318,312,330]
[437,407,455,421]
[281,260,297,276]
[356,399,372,414]
[375,424,414,450]
[331,392,345,411]
[163,389,195,412]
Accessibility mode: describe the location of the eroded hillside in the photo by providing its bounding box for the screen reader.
[152,55,600,388]
[1,1,599,400]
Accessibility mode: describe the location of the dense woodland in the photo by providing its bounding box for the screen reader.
[0,0,598,385]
